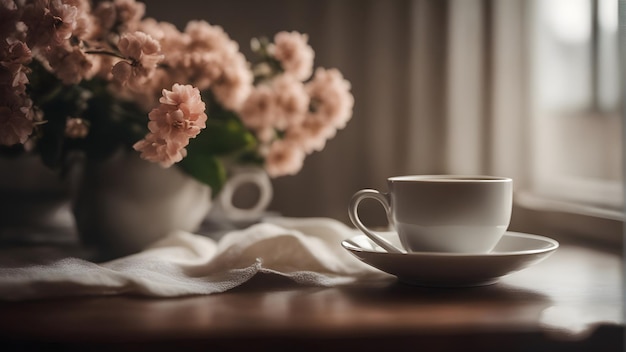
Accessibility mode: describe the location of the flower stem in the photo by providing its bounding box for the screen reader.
[84,50,125,59]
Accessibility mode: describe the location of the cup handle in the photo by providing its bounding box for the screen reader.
[348,189,405,254]
[218,167,273,222]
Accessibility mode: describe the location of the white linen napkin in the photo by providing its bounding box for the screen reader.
[0,217,386,301]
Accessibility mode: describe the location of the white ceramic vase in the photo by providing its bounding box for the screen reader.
[72,151,212,259]
[72,151,274,259]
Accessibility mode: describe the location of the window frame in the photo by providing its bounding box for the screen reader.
[490,0,624,247]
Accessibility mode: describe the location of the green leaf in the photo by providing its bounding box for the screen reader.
[206,118,256,154]
[177,153,227,197]
[187,116,256,157]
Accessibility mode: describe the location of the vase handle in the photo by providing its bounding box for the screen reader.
[217,167,273,223]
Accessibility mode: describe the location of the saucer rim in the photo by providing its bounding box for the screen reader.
[342,231,559,257]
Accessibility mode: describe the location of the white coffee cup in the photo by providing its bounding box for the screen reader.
[348,175,513,254]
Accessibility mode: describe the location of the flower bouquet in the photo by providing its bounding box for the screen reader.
[0,0,354,195]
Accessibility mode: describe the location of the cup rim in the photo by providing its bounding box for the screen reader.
[388,175,513,183]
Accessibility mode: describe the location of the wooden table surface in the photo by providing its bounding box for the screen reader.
[0,242,623,352]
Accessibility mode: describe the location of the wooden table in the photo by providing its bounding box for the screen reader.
[0,241,622,352]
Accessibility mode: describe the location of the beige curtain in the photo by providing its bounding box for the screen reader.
[146,0,516,226]
[267,0,450,226]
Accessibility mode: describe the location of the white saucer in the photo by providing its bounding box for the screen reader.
[342,231,559,287]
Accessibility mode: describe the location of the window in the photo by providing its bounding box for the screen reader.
[525,0,622,219]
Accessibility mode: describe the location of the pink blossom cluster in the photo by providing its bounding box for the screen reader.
[238,32,354,177]
[132,19,252,112]
[272,31,314,81]
[0,0,355,181]
[111,31,163,89]
[0,0,160,145]
[133,84,207,167]
[0,1,35,146]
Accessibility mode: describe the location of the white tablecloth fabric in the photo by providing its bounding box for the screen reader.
[0,217,386,300]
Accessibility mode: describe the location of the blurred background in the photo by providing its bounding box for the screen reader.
[0,0,622,241]
[146,0,622,229]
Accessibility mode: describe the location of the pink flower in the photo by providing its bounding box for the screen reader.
[159,83,203,111]
[239,84,276,131]
[51,1,78,42]
[271,74,309,129]
[1,41,32,69]
[264,139,305,178]
[65,117,89,138]
[180,21,253,110]
[305,68,354,129]
[1,41,32,94]
[209,52,253,110]
[185,20,238,54]
[276,68,354,155]
[133,84,207,167]
[0,96,35,146]
[238,74,308,133]
[46,45,94,84]
[133,133,187,168]
[149,84,207,139]
[92,0,144,35]
[91,1,116,34]
[0,38,34,146]
[272,31,314,81]
[150,84,207,139]
[285,117,336,154]
[66,0,93,40]
[256,126,276,144]
[21,0,78,49]
[139,19,186,57]
[112,31,163,88]
[113,0,145,29]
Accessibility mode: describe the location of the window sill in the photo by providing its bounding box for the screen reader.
[511,191,623,252]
